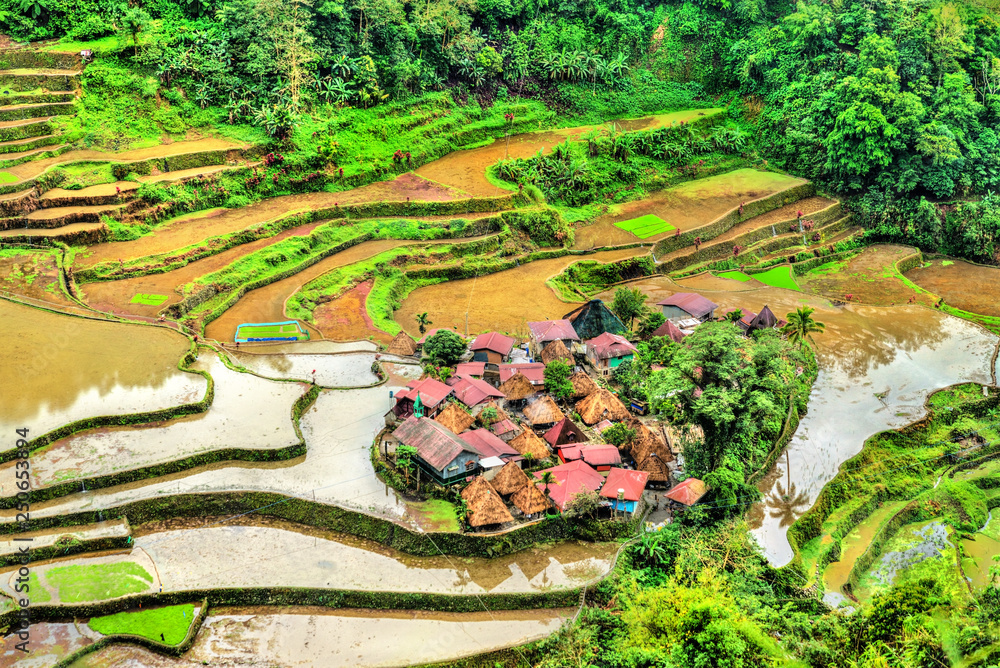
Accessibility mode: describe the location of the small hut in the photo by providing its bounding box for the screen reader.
[666,477,707,506]
[540,339,574,366]
[568,371,600,399]
[511,482,551,518]
[490,460,532,496]
[509,429,551,461]
[497,371,537,404]
[748,305,779,331]
[435,403,476,435]
[461,476,514,528]
[523,396,565,429]
[575,388,630,425]
[476,399,511,426]
[491,418,520,442]
[387,331,418,356]
[543,417,587,448]
[629,437,673,486]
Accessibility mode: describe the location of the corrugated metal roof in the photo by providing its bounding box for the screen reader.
[651,319,687,342]
[579,444,622,467]
[532,460,604,511]
[499,363,546,385]
[527,319,579,343]
[447,375,505,407]
[586,332,637,360]
[469,331,515,356]
[666,477,707,506]
[395,377,454,408]
[393,416,480,471]
[460,429,519,460]
[600,468,649,502]
[655,293,718,319]
[455,362,486,377]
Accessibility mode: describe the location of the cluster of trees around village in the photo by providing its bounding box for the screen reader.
[7,0,1000,259]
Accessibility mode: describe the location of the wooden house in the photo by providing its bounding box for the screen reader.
[600,468,649,513]
[508,429,551,461]
[497,371,537,406]
[532,460,604,512]
[392,416,481,485]
[543,417,587,448]
[567,371,600,400]
[666,477,707,506]
[584,332,637,377]
[392,377,454,419]
[469,332,516,364]
[526,320,579,357]
[511,481,551,518]
[656,293,717,323]
[650,319,687,343]
[434,403,476,435]
[448,375,505,409]
[490,460,532,496]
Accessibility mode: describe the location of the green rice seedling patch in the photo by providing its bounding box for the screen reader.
[0,171,17,184]
[807,259,848,276]
[89,603,196,645]
[716,270,754,282]
[27,572,52,603]
[614,213,675,239]
[46,562,154,603]
[942,260,954,266]
[752,265,800,291]
[129,293,168,306]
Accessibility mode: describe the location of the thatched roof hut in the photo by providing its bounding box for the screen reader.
[511,482,551,516]
[628,423,674,485]
[509,429,551,460]
[490,460,531,496]
[497,372,537,402]
[575,388,630,425]
[540,339,573,366]
[435,403,475,435]
[523,396,565,427]
[476,400,510,426]
[387,331,417,356]
[461,476,514,527]
[568,371,600,399]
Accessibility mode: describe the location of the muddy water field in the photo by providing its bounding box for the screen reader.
[906,257,1000,316]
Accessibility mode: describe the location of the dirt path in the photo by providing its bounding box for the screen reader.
[395,246,650,337]
[573,169,807,250]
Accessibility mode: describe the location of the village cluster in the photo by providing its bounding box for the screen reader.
[377,292,785,531]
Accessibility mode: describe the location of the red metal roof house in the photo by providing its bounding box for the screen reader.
[393,416,481,485]
[469,332,516,364]
[656,293,718,323]
[392,377,454,419]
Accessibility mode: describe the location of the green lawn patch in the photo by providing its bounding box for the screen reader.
[89,603,196,645]
[0,171,17,184]
[751,265,800,291]
[235,321,309,342]
[717,270,754,282]
[614,213,675,239]
[407,499,461,533]
[130,293,168,306]
[46,562,154,603]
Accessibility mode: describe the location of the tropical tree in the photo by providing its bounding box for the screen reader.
[782,306,826,348]
[611,286,647,329]
[119,6,151,56]
[538,471,560,511]
[415,312,432,334]
[423,329,465,365]
[544,359,574,401]
[395,444,418,487]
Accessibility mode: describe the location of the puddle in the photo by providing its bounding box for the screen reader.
[231,350,379,387]
[591,277,997,566]
[0,354,305,492]
[906,258,1000,317]
[573,169,806,250]
[395,247,649,337]
[136,519,616,595]
[72,607,573,668]
[0,300,205,437]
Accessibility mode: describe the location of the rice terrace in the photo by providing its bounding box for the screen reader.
[2,2,1000,667]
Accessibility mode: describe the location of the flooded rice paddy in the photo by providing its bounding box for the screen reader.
[0,300,205,438]
[798,244,937,307]
[395,247,649,337]
[962,511,1000,589]
[136,519,615,595]
[573,168,806,250]
[230,349,380,387]
[312,279,392,343]
[1,621,93,667]
[0,519,127,559]
[906,258,1000,317]
[70,607,573,668]
[0,247,74,306]
[0,354,306,492]
[3,362,422,526]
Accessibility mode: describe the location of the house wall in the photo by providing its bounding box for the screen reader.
[661,305,693,322]
[423,450,480,485]
[609,354,633,368]
[472,350,505,364]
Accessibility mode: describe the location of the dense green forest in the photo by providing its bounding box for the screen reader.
[7,0,1000,261]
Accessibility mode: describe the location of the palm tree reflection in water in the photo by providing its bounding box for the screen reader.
[766,452,810,528]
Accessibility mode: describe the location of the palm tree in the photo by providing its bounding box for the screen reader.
[538,471,560,511]
[415,312,432,334]
[783,306,826,348]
